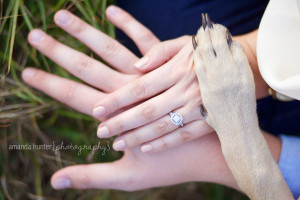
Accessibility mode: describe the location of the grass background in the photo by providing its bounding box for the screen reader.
[0,0,249,199]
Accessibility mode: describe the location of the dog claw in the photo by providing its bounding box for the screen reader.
[200,104,208,119]
[205,13,213,29]
[192,35,198,50]
[201,13,207,30]
[226,30,233,47]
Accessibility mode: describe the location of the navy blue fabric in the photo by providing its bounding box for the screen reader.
[116,0,268,55]
[116,0,300,135]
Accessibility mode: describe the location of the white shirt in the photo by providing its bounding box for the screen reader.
[257,0,300,100]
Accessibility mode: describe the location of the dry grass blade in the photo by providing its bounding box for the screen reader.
[3,0,19,80]
[0,104,49,119]
[0,103,36,112]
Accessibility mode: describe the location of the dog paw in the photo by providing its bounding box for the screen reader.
[193,14,256,128]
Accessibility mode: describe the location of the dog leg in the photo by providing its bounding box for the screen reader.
[193,13,293,200]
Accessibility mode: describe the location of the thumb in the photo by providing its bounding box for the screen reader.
[133,36,190,73]
[51,160,134,190]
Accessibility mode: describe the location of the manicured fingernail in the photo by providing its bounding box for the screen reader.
[93,106,106,118]
[141,144,153,153]
[56,11,72,26]
[29,30,45,43]
[113,139,126,151]
[97,126,110,138]
[52,177,71,189]
[134,56,149,69]
[22,68,36,80]
[106,5,120,16]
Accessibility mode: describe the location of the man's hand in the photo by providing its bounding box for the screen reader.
[23,6,159,116]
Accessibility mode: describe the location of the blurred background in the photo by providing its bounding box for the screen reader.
[0,0,248,199]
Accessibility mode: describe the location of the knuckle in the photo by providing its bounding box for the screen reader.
[74,56,91,75]
[154,119,170,135]
[158,137,168,150]
[148,43,167,61]
[179,130,193,142]
[63,84,77,100]
[132,132,142,146]
[141,105,157,121]
[104,41,119,56]
[125,131,141,147]
[132,80,148,100]
[139,30,155,42]
[112,120,124,133]
[110,94,120,111]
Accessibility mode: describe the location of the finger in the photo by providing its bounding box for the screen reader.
[54,10,139,74]
[141,120,214,153]
[28,29,133,92]
[134,36,190,72]
[93,62,176,118]
[106,5,160,55]
[112,103,202,151]
[51,161,132,190]
[96,86,183,138]
[22,68,104,116]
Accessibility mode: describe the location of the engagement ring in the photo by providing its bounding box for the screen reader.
[169,112,184,127]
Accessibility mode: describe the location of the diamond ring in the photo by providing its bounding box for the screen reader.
[169,112,184,127]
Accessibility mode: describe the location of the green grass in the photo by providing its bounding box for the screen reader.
[0,1,248,199]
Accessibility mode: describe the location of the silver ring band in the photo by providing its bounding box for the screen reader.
[169,112,184,127]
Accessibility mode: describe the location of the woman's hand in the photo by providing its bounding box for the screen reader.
[93,38,216,152]
[94,29,269,153]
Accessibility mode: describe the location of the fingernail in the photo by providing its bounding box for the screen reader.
[52,177,71,189]
[97,126,110,138]
[29,30,45,43]
[141,144,153,153]
[113,139,126,151]
[134,56,149,69]
[22,68,36,80]
[106,5,120,16]
[93,106,106,118]
[56,11,72,25]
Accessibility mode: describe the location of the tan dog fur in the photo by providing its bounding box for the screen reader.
[193,14,294,200]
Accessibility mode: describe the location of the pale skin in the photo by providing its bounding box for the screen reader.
[22,5,282,191]
[92,18,269,154]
